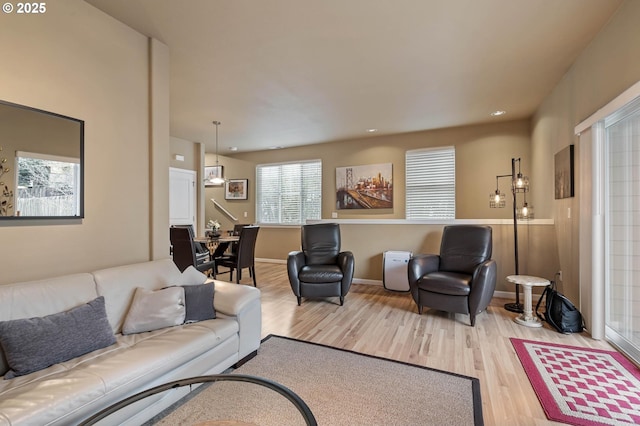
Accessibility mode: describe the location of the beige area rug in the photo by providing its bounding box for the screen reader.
[153,335,483,426]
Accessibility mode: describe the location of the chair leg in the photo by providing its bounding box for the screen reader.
[470,314,476,327]
[418,305,423,315]
[251,267,257,287]
[297,296,301,306]
[339,296,344,306]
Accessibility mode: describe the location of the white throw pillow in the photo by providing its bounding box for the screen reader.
[180,265,208,286]
[122,287,186,335]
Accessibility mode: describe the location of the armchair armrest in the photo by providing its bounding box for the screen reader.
[408,254,440,284]
[338,251,355,290]
[287,251,305,293]
[468,259,497,314]
[213,280,262,359]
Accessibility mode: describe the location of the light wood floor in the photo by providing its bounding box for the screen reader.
[235,262,615,426]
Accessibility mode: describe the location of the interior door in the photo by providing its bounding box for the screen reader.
[169,167,196,230]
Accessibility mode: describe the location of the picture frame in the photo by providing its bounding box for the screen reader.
[554,145,574,199]
[335,162,393,209]
[225,179,248,200]
[204,165,224,186]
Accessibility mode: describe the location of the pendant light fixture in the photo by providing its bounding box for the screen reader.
[207,120,226,186]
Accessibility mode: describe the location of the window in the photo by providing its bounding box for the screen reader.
[15,151,81,217]
[405,146,455,219]
[256,160,322,225]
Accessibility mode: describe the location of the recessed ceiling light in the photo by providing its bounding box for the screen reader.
[268,146,284,150]
[229,146,238,151]
[367,128,378,133]
[491,110,506,116]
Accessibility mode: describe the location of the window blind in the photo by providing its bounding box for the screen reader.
[256,160,322,225]
[405,146,455,219]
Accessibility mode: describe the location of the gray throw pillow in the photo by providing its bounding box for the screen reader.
[0,296,116,379]
[122,287,186,335]
[182,283,216,323]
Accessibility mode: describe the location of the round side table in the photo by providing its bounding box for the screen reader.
[506,275,550,328]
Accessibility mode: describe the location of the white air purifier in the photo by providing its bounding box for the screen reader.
[382,251,412,292]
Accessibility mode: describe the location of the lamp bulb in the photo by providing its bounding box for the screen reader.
[522,206,528,217]
[494,193,501,203]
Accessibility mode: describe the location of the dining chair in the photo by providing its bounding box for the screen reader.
[171,224,210,264]
[169,226,216,276]
[214,226,260,286]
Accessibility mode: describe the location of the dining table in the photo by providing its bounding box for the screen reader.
[194,235,240,258]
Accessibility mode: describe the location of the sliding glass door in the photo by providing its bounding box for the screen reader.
[604,98,640,363]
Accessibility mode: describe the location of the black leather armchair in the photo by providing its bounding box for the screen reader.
[408,225,497,326]
[287,223,354,306]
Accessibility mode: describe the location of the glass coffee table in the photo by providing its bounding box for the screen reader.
[79,374,317,426]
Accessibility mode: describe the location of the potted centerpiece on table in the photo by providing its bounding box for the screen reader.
[206,219,222,238]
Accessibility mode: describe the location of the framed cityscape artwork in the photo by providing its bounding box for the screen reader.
[335,163,393,209]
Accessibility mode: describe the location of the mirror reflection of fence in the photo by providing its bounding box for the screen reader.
[0,100,84,219]
[15,152,81,217]
[0,146,14,216]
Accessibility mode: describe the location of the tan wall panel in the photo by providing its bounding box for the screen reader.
[531,0,640,305]
[0,0,152,284]
[232,119,532,221]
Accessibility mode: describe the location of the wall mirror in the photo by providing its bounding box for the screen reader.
[0,100,84,220]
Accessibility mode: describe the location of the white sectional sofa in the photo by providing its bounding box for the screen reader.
[0,259,262,426]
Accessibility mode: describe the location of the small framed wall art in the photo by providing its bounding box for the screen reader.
[554,145,574,199]
[204,165,224,186]
[225,179,248,200]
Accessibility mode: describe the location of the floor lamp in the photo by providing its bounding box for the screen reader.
[490,158,534,313]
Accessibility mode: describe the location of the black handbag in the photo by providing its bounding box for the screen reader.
[535,281,584,334]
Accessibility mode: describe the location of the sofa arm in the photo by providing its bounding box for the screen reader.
[213,280,262,359]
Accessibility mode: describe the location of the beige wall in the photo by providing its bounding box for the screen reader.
[0,0,168,284]
[228,118,560,290]
[203,154,256,232]
[531,0,640,305]
[233,119,532,220]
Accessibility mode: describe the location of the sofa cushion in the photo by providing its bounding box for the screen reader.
[0,296,116,379]
[182,283,216,323]
[122,287,186,335]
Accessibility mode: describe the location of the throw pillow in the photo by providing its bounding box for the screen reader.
[182,282,216,323]
[122,287,186,335]
[180,265,208,286]
[0,296,116,379]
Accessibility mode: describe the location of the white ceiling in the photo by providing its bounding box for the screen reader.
[86,0,622,153]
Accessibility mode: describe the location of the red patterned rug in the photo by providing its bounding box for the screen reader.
[511,338,640,425]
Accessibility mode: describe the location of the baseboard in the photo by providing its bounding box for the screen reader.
[256,258,286,264]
